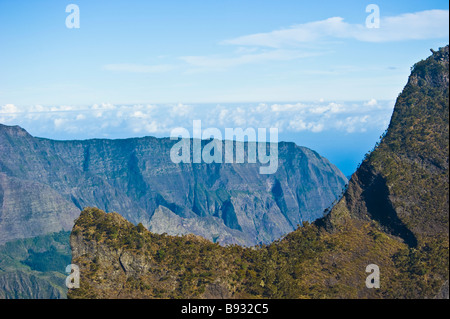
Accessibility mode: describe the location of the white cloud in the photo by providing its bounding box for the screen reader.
[218,108,229,124]
[223,10,449,48]
[0,101,395,139]
[223,17,347,48]
[288,118,323,133]
[232,107,247,126]
[53,118,67,128]
[311,123,324,133]
[288,119,307,131]
[364,99,378,106]
[131,111,147,119]
[335,115,372,133]
[170,103,192,117]
[92,103,116,110]
[271,103,307,112]
[99,10,447,76]
[0,104,20,114]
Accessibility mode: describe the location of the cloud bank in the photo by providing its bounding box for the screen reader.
[0,100,394,140]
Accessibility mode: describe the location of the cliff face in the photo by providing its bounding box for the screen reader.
[69,46,449,299]
[0,125,346,246]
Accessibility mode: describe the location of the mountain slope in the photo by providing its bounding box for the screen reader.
[0,231,71,299]
[68,46,449,299]
[0,125,346,246]
[322,46,449,246]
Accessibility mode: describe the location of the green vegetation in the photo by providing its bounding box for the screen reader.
[68,207,447,299]
[0,231,71,298]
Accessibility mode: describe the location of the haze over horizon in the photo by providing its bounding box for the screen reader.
[0,0,448,175]
[1,99,395,176]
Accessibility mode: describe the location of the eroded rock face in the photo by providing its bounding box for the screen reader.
[0,124,347,246]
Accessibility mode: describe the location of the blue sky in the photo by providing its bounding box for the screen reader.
[0,0,448,175]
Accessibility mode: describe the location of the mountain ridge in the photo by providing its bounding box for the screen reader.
[0,123,347,246]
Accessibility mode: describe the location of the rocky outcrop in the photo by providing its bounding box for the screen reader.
[434,280,449,299]
[69,208,234,299]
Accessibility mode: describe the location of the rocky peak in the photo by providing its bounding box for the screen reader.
[0,124,32,138]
